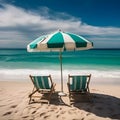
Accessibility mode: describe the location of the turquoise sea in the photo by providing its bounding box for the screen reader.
[0,49,120,84]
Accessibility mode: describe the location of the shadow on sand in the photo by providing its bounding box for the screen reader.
[28,91,120,119]
[72,93,120,119]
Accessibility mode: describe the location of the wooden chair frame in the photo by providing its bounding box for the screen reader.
[29,74,56,104]
[67,74,91,105]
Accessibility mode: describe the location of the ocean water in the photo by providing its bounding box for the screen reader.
[0,49,120,84]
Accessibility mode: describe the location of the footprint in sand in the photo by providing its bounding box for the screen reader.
[40,112,46,117]
[44,115,50,119]
[32,110,36,114]
[10,105,17,108]
[55,110,60,114]
[14,110,18,113]
[56,114,60,118]
[48,109,54,112]
[3,111,12,116]
[22,116,29,118]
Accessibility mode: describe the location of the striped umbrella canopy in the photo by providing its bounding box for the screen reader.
[27,30,93,95]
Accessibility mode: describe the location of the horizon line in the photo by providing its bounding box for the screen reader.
[0,48,120,50]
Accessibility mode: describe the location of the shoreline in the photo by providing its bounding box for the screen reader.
[0,81,120,120]
[0,76,120,85]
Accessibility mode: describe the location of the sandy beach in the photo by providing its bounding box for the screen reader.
[0,80,120,120]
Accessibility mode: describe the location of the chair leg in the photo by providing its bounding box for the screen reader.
[68,93,72,106]
[28,89,38,104]
[87,87,93,102]
[28,95,32,104]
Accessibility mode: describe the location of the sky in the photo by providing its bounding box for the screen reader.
[0,0,120,48]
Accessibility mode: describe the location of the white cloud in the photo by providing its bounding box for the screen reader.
[0,4,41,27]
[0,4,120,48]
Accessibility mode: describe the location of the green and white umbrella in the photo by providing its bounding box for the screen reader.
[27,30,93,95]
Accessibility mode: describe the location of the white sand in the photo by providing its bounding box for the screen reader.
[0,81,120,120]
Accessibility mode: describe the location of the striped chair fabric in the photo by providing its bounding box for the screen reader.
[32,76,51,89]
[29,75,56,104]
[70,76,87,91]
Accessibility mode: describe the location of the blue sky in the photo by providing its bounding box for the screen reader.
[0,0,120,48]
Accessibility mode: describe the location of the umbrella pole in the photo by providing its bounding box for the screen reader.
[59,51,63,92]
[58,51,66,96]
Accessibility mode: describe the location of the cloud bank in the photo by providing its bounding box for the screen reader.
[0,4,120,48]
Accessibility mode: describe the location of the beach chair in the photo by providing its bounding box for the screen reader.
[67,74,91,104]
[29,75,56,104]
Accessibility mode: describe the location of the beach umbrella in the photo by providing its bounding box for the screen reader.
[27,30,93,95]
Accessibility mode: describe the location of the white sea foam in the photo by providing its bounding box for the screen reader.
[0,69,120,84]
